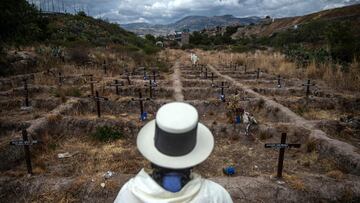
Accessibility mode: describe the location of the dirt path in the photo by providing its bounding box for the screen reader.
[208,64,360,175]
[172,61,184,101]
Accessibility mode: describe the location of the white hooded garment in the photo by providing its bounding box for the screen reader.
[114,169,233,203]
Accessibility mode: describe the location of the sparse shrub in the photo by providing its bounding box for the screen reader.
[64,87,82,97]
[91,126,123,142]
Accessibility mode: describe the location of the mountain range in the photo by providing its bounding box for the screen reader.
[121,15,261,36]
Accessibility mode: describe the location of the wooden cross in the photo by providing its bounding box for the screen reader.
[203,67,208,79]
[109,80,124,95]
[58,72,76,86]
[256,68,260,79]
[131,91,150,121]
[125,73,131,85]
[277,75,282,88]
[244,65,247,74]
[264,133,301,178]
[142,68,149,80]
[88,91,108,118]
[212,81,229,102]
[9,130,41,175]
[23,78,30,107]
[152,70,160,84]
[211,73,214,84]
[145,79,158,99]
[302,79,315,97]
[84,74,97,96]
[103,60,107,74]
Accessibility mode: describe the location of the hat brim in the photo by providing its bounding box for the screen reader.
[137,120,214,169]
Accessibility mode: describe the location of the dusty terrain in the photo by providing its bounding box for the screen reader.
[0,49,360,202]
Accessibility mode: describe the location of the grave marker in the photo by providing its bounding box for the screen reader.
[302,79,315,97]
[256,68,260,79]
[152,70,160,84]
[109,80,124,95]
[145,79,158,99]
[103,60,107,74]
[264,133,301,178]
[277,75,282,88]
[244,65,247,74]
[9,130,41,175]
[131,91,150,121]
[212,81,229,102]
[88,91,108,118]
[211,73,214,84]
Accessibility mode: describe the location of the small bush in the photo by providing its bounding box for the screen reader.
[91,126,123,142]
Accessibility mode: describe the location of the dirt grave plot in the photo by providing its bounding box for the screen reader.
[1,49,360,202]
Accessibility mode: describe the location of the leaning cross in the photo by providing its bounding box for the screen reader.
[131,91,150,121]
[212,81,229,102]
[88,91,108,118]
[109,80,124,95]
[264,132,301,178]
[302,79,315,97]
[10,130,41,175]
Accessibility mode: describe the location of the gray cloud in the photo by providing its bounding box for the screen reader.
[30,0,360,24]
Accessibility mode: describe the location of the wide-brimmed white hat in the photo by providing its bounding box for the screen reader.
[137,102,214,169]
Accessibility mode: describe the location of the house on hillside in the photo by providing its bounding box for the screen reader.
[166,29,190,46]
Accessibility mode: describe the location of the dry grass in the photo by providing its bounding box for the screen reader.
[283,173,306,191]
[191,49,360,92]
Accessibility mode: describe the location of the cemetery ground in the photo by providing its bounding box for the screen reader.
[1,49,360,202]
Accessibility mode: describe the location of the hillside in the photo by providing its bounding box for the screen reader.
[232,4,360,38]
[0,1,160,76]
[121,15,260,36]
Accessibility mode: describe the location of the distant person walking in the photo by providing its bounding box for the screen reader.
[114,102,233,203]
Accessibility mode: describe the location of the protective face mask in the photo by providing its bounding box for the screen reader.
[162,172,183,193]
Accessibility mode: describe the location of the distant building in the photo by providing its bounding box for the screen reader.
[166,29,190,46]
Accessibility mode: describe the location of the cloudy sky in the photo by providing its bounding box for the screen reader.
[32,0,360,24]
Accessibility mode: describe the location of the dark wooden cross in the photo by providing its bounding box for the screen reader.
[211,73,214,84]
[302,79,315,97]
[103,60,107,74]
[212,81,229,102]
[203,67,208,79]
[145,79,158,99]
[264,132,301,178]
[23,78,30,107]
[58,72,64,86]
[84,74,97,96]
[256,68,260,79]
[142,68,149,80]
[152,70,160,84]
[244,65,247,74]
[125,73,131,85]
[88,91,108,118]
[277,75,282,88]
[131,91,150,121]
[10,130,41,175]
[234,63,237,71]
[109,80,124,95]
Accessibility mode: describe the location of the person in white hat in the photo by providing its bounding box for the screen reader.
[114,102,233,203]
